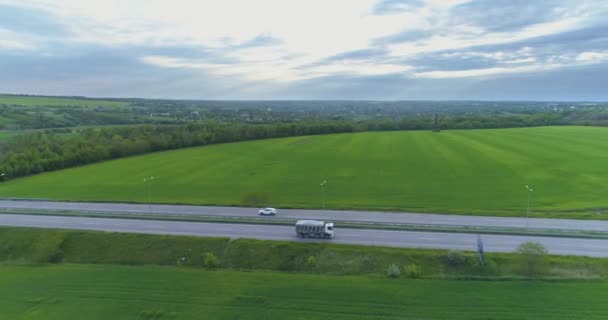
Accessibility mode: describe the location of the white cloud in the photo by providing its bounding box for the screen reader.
[0,38,35,50]
[576,51,608,63]
[142,54,412,82]
[0,27,36,50]
[414,64,563,79]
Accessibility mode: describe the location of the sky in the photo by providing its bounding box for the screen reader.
[1,0,608,100]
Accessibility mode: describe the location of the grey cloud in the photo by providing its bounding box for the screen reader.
[3,44,608,100]
[401,53,499,72]
[0,49,252,99]
[236,34,283,48]
[308,48,388,67]
[450,0,590,32]
[454,62,608,101]
[379,21,608,74]
[0,4,69,36]
[372,0,424,15]
[277,62,608,100]
[426,24,608,66]
[372,30,433,45]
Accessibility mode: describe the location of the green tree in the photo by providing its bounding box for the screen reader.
[203,252,220,269]
[404,264,422,278]
[516,242,548,277]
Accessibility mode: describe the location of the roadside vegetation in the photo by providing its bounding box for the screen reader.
[0,227,605,279]
[2,126,608,217]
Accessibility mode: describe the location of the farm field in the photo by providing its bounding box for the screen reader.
[0,264,607,320]
[1,126,607,217]
[0,95,129,108]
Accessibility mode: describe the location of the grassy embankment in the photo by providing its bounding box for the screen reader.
[1,227,606,279]
[1,126,608,218]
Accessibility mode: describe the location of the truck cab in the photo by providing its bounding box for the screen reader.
[324,222,335,238]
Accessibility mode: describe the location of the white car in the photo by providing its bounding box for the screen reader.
[258,207,277,216]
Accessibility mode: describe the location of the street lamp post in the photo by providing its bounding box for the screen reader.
[320,180,327,209]
[0,173,4,200]
[525,185,533,229]
[144,176,155,213]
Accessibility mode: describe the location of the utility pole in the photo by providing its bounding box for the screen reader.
[477,234,485,267]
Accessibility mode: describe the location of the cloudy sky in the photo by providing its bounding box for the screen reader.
[1,0,608,100]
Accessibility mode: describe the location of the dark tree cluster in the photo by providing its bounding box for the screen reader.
[0,121,354,179]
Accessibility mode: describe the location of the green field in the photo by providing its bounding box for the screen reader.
[0,131,18,140]
[1,126,608,217]
[0,95,129,108]
[0,264,606,319]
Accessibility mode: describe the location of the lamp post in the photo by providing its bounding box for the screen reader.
[0,173,4,205]
[320,180,327,209]
[143,176,155,213]
[525,185,533,229]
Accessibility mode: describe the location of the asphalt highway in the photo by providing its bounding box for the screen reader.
[0,213,606,257]
[0,199,607,232]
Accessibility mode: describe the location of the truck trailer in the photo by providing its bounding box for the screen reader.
[295,220,334,239]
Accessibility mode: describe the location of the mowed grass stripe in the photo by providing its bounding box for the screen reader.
[1,126,608,217]
[1,265,608,319]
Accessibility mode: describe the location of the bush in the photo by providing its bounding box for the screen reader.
[176,256,187,266]
[241,191,272,207]
[47,249,64,263]
[305,255,316,269]
[386,263,401,278]
[444,250,465,268]
[516,242,548,277]
[404,264,422,278]
[203,252,220,268]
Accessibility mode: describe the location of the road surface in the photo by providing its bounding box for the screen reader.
[0,213,606,257]
[1,199,607,232]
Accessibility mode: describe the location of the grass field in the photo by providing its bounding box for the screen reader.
[0,131,17,140]
[0,95,129,108]
[1,126,608,217]
[0,264,607,319]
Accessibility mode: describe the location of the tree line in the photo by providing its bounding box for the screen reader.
[0,112,575,180]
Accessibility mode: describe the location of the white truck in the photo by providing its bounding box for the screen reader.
[295,220,335,239]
